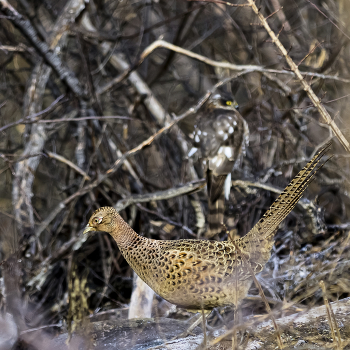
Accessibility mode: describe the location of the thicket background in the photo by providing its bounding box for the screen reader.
[1,0,350,349]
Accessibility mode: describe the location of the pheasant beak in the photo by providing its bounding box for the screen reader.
[83,224,94,234]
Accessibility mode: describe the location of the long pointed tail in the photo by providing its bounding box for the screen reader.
[247,141,332,240]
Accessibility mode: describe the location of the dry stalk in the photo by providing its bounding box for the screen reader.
[329,230,350,280]
[320,280,342,349]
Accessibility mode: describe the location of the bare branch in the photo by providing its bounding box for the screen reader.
[115,179,205,211]
[97,39,350,95]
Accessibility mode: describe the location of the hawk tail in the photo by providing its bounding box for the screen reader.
[206,172,227,237]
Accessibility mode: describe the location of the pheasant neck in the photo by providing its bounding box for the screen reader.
[109,224,151,278]
[109,224,144,249]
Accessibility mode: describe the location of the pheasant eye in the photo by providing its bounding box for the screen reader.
[93,217,102,224]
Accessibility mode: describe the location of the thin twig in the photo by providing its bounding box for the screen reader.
[189,0,249,7]
[136,203,196,237]
[306,0,350,41]
[20,324,62,334]
[45,151,91,180]
[0,94,66,133]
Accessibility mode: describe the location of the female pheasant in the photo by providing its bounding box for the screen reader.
[83,143,330,311]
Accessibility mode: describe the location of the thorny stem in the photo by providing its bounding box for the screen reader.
[245,0,350,153]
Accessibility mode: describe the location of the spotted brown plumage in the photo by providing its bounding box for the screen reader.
[83,143,331,311]
[187,93,249,237]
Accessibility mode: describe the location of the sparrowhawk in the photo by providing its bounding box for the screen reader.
[187,93,249,237]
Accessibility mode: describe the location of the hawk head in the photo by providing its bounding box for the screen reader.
[206,93,238,110]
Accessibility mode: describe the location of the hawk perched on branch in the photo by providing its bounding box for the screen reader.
[187,93,249,237]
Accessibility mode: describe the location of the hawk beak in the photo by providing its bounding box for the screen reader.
[83,224,94,234]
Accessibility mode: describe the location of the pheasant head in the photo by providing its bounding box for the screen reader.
[83,207,120,234]
[83,207,137,247]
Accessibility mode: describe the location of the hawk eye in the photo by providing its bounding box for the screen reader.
[226,101,232,106]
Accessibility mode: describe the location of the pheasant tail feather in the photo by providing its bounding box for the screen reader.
[247,142,332,240]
